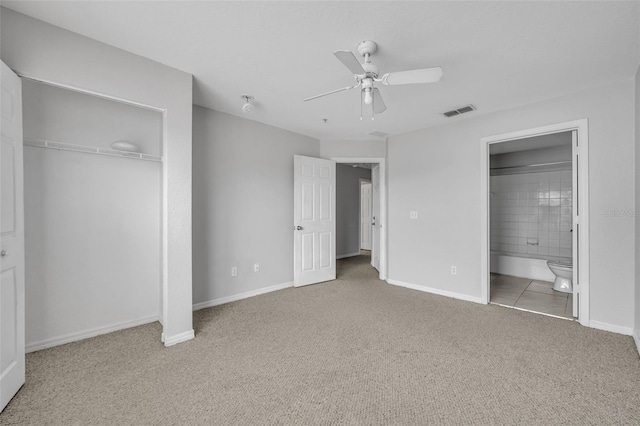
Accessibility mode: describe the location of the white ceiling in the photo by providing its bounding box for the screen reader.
[4,1,639,140]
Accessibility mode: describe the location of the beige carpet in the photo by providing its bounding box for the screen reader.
[2,255,640,425]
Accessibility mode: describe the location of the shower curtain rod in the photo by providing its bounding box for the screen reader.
[24,138,162,163]
[490,160,571,171]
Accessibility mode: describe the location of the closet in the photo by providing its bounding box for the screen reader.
[22,79,162,351]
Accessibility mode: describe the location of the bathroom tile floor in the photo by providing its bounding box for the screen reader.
[490,273,574,319]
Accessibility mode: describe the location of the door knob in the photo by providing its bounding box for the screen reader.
[295,226,303,230]
[1,250,6,257]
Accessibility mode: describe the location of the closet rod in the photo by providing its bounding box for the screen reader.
[24,138,162,163]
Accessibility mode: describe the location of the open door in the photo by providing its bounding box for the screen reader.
[360,181,372,251]
[571,129,579,318]
[1,61,25,412]
[293,155,336,287]
[371,164,381,271]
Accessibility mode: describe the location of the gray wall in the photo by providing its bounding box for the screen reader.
[320,139,386,159]
[336,165,372,257]
[1,8,194,344]
[635,64,640,348]
[192,106,319,305]
[388,78,636,331]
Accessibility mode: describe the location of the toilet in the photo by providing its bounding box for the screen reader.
[547,258,573,293]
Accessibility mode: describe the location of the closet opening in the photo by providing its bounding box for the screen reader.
[22,78,163,352]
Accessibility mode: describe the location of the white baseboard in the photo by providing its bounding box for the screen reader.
[633,330,640,356]
[193,281,294,311]
[336,252,361,260]
[164,329,195,347]
[588,320,633,336]
[387,279,483,304]
[26,315,160,353]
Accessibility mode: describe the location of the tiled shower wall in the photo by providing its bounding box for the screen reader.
[490,170,572,260]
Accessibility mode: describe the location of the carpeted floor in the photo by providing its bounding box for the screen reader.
[2,255,640,425]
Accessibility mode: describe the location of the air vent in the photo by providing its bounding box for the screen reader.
[443,104,476,117]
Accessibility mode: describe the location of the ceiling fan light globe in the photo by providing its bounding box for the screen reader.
[363,90,373,105]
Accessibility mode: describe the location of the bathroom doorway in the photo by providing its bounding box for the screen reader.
[480,120,590,325]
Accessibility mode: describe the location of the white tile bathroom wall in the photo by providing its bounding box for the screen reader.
[490,170,572,260]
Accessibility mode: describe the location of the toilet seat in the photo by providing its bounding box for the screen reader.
[547,258,572,268]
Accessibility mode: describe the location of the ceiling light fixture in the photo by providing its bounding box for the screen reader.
[241,94,254,113]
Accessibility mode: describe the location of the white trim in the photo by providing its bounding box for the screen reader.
[588,320,633,336]
[337,252,361,260]
[26,315,160,353]
[490,302,575,321]
[387,279,483,304]
[163,329,195,347]
[332,157,387,280]
[480,119,590,327]
[192,281,294,311]
[634,330,640,356]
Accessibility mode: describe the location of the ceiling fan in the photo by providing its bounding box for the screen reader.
[304,40,443,119]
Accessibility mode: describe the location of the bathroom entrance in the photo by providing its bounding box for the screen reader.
[480,121,590,325]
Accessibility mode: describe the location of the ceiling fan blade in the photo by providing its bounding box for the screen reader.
[334,50,365,75]
[304,84,359,102]
[373,88,387,114]
[381,67,443,85]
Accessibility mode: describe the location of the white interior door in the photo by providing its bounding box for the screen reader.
[360,181,372,250]
[0,61,25,413]
[371,164,381,271]
[571,129,579,319]
[293,155,336,287]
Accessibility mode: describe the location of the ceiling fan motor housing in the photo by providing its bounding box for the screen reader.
[361,62,379,77]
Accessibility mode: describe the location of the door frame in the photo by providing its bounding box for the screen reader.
[13,74,169,339]
[480,119,590,326]
[333,157,387,280]
[359,178,372,252]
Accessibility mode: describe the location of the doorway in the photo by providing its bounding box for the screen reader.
[333,157,386,280]
[360,179,373,252]
[480,120,590,325]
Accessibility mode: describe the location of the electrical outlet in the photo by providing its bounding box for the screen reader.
[231,267,238,277]
[451,266,457,275]
[253,263,260,272]
[410,211,418,219]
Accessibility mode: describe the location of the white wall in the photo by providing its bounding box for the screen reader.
[1,8,194,345]
[192,106,319,306]
[336,165,372,257]
[320,139,386,159]
[389,79,636,331]
[22,80,162,351]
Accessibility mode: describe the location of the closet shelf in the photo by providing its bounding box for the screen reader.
[23,138,162,162]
